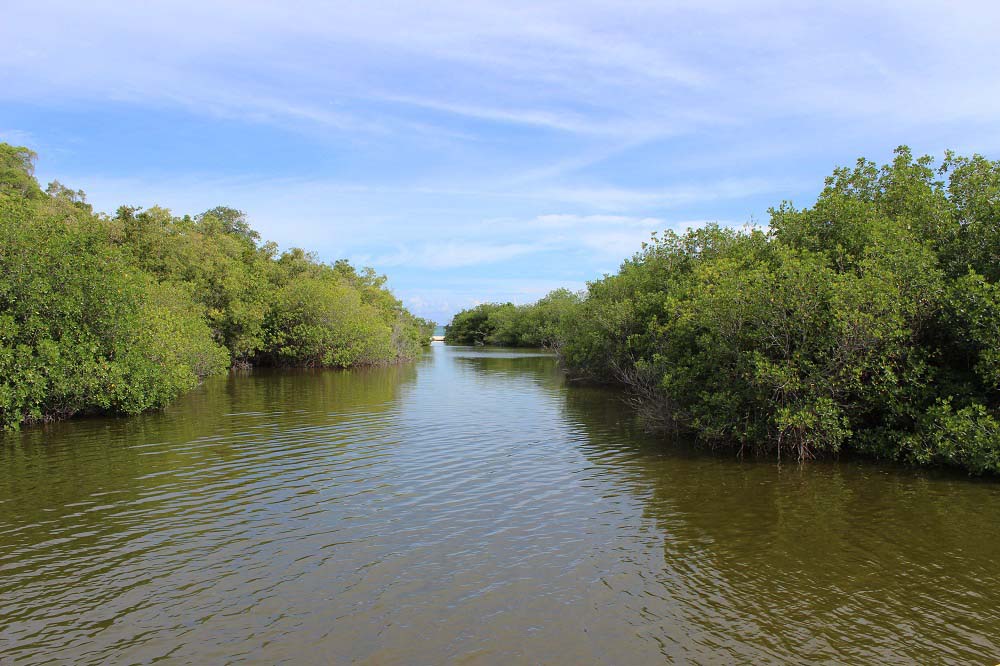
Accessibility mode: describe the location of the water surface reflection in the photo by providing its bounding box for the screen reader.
[1,345,997,664]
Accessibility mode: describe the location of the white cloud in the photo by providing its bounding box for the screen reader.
[7,0,1000,143]
[575,220,715,260]
[6,0,1000,323]
[375,95,616,136]
[532,178,785,210]
[368,241,548,270]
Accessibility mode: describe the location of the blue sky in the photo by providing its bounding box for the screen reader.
[3,1,1000,324]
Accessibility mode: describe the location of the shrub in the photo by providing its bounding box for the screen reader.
[490,147,1000,474]
[0,187,228,428]
[0,142,431,428]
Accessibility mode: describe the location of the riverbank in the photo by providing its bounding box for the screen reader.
[0,143,433,431]
[445,148,1000,475]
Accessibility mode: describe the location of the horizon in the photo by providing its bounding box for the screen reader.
[3,1,1000,324]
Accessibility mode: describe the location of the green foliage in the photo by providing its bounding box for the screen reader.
[904,400,1000,475]
[0,145,43,200]
[110,204,272,363]
[445,289,581,347]
[504,146,1000,474]
[266,277,395,368]
[0,184,228,429]
[0,143,431,429]
[105,191,432,371]
[445,302,511,345]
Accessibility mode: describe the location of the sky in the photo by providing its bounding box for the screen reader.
[3,1,1000,324]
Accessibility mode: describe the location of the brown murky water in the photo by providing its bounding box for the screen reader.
[1,344,999,664]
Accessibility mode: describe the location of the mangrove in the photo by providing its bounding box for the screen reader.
[447,147,1000,475]
[0,143,434,430]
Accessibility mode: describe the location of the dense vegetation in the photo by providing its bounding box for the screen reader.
[450,147,1000,474]
[0,143,433,430]
[444,289,580,347]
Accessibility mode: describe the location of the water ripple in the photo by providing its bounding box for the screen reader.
[1,348,999,664]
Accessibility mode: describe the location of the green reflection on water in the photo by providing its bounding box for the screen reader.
[1,345,998,665]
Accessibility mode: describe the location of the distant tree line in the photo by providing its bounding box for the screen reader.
[0,143,434,430]
[448,147,1000,475]
[444,289,581,347]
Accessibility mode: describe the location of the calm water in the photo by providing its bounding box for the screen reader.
[2,345,999,665]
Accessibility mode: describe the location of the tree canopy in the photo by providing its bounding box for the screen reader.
[0,143,433,430]
[449,147,1000,475]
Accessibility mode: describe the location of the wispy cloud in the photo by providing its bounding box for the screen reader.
[533,214,663,229]
[376,94,616,136]
[532,178,785,210]
[368,241,548,270]
[0,129,36,146]
[4,0,1000,323]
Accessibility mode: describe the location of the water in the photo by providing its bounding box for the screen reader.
[2,345,999,664]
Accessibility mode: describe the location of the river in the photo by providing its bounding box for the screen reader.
[1,344,998,664]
